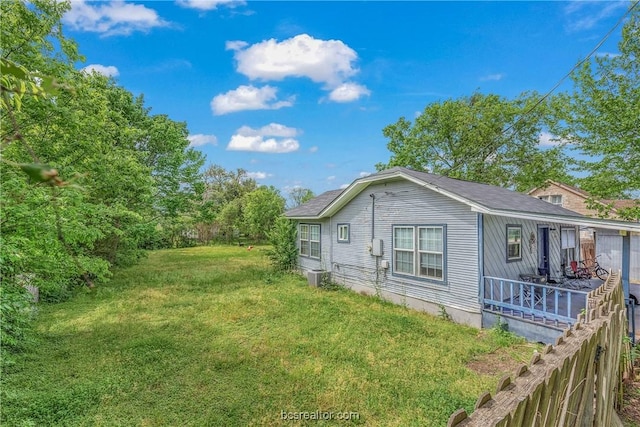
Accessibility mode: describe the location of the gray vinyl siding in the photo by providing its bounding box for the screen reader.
[328,180,481,315]
[595,229,640,282]
[483,215,577,280]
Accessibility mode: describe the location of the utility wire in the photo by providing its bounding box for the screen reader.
[501,0,639,138]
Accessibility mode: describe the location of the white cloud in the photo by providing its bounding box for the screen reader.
[64,1,169,37]
[327,175,336,181]
[359,171,371,178]
[480,73,505,82]
[228,136,299,153]
[82,64,119,77]
[339,183,350,189]
[227,33,359,87]
[246,171,272,180]
[225,40,249,50]
[211,85,294,115]
[237,122,299,138]
[538,131,573,147]
[227,123,300,153]
[187,134,218,148]
[564,1,628,32]
[308,146,319,153]
[328,82,371,102]
[176,0,245,11]
[224,34,370,103]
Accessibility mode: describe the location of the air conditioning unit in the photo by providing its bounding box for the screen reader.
[308,270,329,287]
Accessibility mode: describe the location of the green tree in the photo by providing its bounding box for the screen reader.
[288,187,315,208]
[217,199,244,243]
[1,0,205,297]
[200,165,257,242]
[377,92,572,192]
[202,165,257,213]
[549,6,639,215]
[243,186,286,241]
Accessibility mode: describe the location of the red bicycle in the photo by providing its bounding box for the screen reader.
[567,257,609,281]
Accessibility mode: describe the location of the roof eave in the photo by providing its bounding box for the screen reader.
[472,207,640,232]
[284,214,322,220]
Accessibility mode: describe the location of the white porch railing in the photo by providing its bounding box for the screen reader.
[482,276,589,326]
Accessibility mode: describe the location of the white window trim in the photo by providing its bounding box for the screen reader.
[506,224,522,262]
[392,225,446,283]
[393,226,415,276]
[417,226,444,280]
[300,223,321,259]
[539,195,563,206]
[561,227,577,264]
[337,223,350,243]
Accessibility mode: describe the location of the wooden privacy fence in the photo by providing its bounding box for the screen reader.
[449,271,632,427]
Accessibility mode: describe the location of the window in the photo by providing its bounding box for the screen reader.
[506,225,522,262]
[539,195,563,206]
[419,227,444,279]
[300,224,321,259]
[393,225,445,282]
[561,227,577,266]
[394,227,415,275]
[337,224,350,243]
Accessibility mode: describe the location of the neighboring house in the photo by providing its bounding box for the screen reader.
[528,180,638,220]
[285,167,640,343]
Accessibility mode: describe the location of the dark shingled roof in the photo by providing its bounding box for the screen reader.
[397,168,583,217]
[285,167,583,218]
[285,189,343,218]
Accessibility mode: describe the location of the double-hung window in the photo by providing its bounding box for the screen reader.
[561,227,577,265]
[393,227,415,275]
[393,225,445,282]
[418,227,444,280]
[506,225,522,262]
[300,224,321,258]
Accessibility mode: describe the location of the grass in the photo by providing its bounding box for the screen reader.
[1,246,539,426]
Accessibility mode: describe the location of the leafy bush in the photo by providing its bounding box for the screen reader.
[0,281,35,368]
[266,217,298,273]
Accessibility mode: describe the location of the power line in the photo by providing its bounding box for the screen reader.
[501,0,639,138]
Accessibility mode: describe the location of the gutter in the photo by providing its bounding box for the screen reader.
[470,207,640,232]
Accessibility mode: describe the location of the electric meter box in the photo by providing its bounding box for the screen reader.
[371,238,383,256]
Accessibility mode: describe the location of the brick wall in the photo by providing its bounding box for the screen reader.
[529,183,602,217]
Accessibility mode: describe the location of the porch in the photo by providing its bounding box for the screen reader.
[481,276,603,343]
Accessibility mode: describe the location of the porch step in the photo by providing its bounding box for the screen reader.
[491,307,572,329]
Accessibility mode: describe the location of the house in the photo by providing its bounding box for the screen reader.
[529,180,640,306]
[528,180,638,220]
[285,167,640,343]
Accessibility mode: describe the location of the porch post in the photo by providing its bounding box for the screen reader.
[622,231,630,299]
[478,213,484,305]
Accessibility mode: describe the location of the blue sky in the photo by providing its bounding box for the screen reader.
[63,1,631,197]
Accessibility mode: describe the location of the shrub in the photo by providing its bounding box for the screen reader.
[0,280,35,368]
[266,217,298,273]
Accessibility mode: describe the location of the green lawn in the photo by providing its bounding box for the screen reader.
[2,246,538,426]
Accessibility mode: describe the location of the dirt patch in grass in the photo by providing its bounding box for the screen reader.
[466,348,526,377]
